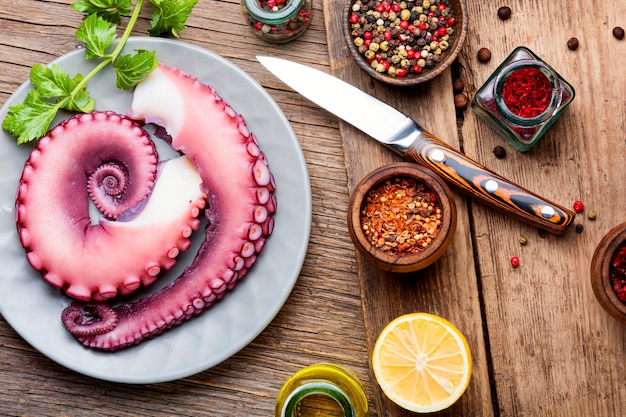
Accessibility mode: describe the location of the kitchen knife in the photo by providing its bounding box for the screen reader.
[257,56,575,234]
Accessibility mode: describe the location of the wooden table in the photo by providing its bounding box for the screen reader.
[1,0,625,415]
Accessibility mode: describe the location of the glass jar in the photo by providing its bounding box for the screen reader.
[275,363,369,417]
[241,0,312,43]
[472,46,575,152]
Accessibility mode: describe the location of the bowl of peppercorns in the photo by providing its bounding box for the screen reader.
[590,223,626,324]
[344,0,468,86]
[348,163,456,272]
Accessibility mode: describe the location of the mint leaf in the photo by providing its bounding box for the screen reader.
[113,49,158,89]
[72,0,132,25]
[148,0,198,37]
[2,90,61,144]
[76,13,117,59]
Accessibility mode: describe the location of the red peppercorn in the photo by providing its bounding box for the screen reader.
[384,30,392,41]
[363,31,373,40]
[511,256,520,268]
[400,20,409,29]
[413,65,423,73]
[573,200,584,213]
[437,26,448,37]
[396,68,407,77]
[446,17,456,26]
[375,4,385,12]
[391,2,401,12]
[418,22,427,31]
[438,3,446,10]
[349,13,359,24]
[406,49,415,59]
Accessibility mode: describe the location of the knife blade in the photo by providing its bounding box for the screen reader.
[257,56,575,234]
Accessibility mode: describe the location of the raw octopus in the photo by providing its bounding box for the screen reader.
[17,64,277,350]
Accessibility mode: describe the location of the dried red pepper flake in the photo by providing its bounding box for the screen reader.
[502,67,553,118]
[610,243,626,302]
[360,176,443,256]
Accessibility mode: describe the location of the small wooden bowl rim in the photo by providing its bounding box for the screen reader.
[348,163,456,272]
[342,0,468,86]
[590,223,626,323]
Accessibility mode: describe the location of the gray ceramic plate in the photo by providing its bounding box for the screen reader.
[0,38,311,383]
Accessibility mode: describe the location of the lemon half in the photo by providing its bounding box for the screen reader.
[372,312,472,413]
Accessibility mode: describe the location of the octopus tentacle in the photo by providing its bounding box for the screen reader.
[62,64,277,350]
[16,111,207,301]
[61,303,119,337]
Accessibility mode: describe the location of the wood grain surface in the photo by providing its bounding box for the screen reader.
[1,0,625,416]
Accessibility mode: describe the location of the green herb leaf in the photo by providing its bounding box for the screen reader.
[72,0,132,25]
[2,90,62,144]
[148,0,198,37]
[113,49,158,90]
[28,63,95,113]
[29,63,73,99]
[76,13,117,59]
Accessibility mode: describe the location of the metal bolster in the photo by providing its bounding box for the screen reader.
[382,117,423,155]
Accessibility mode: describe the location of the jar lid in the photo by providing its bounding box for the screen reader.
[243,0,303,23]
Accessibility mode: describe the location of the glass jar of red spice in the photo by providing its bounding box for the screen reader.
[472,46,575,152]
[241,0,312,43]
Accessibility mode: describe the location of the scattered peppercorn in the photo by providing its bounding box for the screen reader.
[613,26,625,40]
[510,256,520,268]
[454,93,469,110]
[575,223,584,233]
[537,228,546,238]
[348,0,459,78]
[492,145,506,159]
[573,200,584,213]
[567,37,579,50]
[518,235,528,245]
[497,6,511,20]
[453,78,465,92]
[477,47,492,63]
[587,210,597,220]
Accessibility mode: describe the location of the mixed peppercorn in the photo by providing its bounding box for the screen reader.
[360,176,443,256]
[348,0,457,77]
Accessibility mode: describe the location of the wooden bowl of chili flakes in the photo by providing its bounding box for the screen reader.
[590,223,626,324]
[348,163,456,273]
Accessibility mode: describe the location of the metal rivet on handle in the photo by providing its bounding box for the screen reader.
[541,206,555,218]
[485,180,499,193]
[430,149,445,163]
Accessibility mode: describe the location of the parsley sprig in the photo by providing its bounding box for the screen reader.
[3,0,198,144]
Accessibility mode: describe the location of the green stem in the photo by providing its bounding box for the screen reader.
[110,0,145,59]
[68,0,145,104]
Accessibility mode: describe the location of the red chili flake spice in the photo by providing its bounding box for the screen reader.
[360,176,443,256]
[502,67,553,118]
[610,243,626,302]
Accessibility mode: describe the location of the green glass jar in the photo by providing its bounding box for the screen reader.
[241,0,312,43]
[275,363,369,417]
[472,46,575,152]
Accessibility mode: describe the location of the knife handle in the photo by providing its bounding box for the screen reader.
[406,129,575,234]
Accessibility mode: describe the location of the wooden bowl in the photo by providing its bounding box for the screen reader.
[343,0,468,86]
[348,163,456,272]
[590,223,626,324]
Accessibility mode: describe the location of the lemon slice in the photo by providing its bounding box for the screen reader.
[372,312,472,413]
